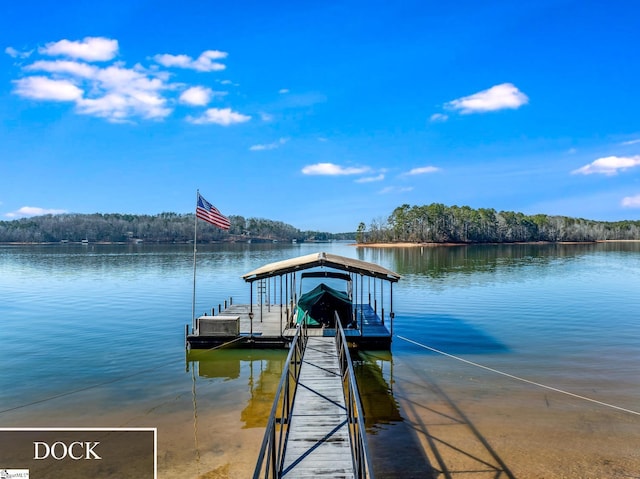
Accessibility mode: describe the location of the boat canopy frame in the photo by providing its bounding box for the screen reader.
[240,252,401,337]
[242,252,401,283]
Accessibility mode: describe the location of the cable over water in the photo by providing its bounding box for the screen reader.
[397,335,640,417]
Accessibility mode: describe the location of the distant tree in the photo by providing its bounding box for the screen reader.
[356,222,366,243]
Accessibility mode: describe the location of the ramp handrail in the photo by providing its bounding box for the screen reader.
[253,313,309,479]
[336,313,375,479]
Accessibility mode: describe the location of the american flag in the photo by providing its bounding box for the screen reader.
[196,193,231,230]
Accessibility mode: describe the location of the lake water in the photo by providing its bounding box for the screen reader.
[1,242,639,478]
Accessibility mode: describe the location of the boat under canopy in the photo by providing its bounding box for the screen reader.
[296,283,354,328]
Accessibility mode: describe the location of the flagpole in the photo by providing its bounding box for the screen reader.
[192,189,199,332]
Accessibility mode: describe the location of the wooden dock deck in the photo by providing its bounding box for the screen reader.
[187,303,392,349]
[281,336,355,478]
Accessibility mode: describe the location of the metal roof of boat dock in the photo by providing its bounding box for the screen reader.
[241,251,401,283]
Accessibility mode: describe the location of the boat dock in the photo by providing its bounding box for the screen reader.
[185,253,398,477]
[186,252,401,351]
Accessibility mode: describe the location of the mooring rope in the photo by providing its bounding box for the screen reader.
[397,335,640,417]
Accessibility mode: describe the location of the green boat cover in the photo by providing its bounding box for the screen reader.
[296,283,353,327]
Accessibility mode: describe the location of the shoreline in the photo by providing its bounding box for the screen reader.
[354,239,640,248]
[1,239,639,247]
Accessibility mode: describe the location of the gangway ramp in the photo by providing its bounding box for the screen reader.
[281,336,353,477]
[253,319,373,479]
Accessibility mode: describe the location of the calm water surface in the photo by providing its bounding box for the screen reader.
[1,242,639,478]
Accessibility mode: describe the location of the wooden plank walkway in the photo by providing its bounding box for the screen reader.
[281,336,355,478]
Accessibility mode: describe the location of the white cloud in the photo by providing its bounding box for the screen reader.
[621,194,640,208]
[97,64,164,93]
[179,86,214,106]
[187,107,251,125]
[355,174,385,183]
[13,76,83,101]
[572,155,640,176]
[83,65,170,121]
[404,166,440,176]
[18,57,172,121]
[153,50,227,72]
[5,46,19,57]
[379,186,413,194]
[429,113,448,123]
[6,206,67,218]
[301,163,370,176]
[10,38,238,123]
[445,83,529,114]
[621,139,640,145]
[5,46,32,59]
[25,59,97,78]
[259,112,274,122]
[153,53,191,68]
[77,93,170,122]
[76,94,131,121]
[279,88,290,94]
[39,37,118,62]
[249,138,288,151]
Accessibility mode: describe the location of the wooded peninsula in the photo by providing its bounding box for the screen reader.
[357,203,640,244]
[1,203,639,244]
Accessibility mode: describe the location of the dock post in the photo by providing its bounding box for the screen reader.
[390,311,394,337]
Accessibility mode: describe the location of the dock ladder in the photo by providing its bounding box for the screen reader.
[253,313,374,478]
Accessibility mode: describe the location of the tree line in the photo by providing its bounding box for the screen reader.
[356,203,640,243]
[0,212,351,243]
[4,204,638,245]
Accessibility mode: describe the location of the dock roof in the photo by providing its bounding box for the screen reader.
[241,252,401,283]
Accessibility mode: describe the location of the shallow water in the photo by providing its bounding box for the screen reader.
[1,242,639,478]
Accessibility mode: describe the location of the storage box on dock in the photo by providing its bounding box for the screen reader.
[197,315,240,336]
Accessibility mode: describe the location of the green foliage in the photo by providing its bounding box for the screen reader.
[359,203,640,243]
[0,213,354,243]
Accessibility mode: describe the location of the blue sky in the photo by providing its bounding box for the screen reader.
[1,0,639,232]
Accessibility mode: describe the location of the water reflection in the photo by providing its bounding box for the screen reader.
[358,242,640,278]
[354,351,402,430]
[0,242,303,276]
[186,349,285,429]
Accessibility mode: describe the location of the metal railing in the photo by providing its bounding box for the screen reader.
[253,314,308,479]
[336,312,375,479]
